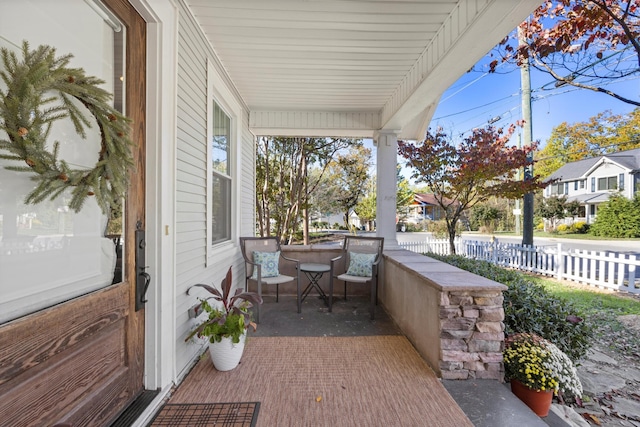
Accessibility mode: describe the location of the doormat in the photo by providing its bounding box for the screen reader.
[150,402,260,427]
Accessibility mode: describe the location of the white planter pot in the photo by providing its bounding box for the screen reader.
[208,333,246,371]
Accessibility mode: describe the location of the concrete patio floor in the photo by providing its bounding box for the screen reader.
[250,293,568,427]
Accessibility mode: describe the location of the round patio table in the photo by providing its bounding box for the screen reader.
[297,263,332,313]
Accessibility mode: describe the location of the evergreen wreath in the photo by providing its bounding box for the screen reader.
[0,41,134,214]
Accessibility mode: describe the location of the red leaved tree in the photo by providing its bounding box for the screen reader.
[491,0,640,106]
[398,125,548,254]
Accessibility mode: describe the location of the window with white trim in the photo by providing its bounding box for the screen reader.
[597,176,617,191]
[549,182,564,195]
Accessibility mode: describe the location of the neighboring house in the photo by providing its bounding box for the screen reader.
[322,210,362,230]
[544,148,640,224]
[404,193,448,224]
[0,1,542,425]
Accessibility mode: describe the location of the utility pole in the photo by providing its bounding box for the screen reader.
[515,134,521,235]
[519,26,534,246]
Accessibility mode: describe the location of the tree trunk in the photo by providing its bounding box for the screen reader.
[302,160,309,245]
[447,220,458,255]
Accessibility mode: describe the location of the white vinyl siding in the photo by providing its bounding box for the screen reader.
[241,115,257,234]
[174,2,255,380]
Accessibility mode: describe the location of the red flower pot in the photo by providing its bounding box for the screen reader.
[510,379,553,417]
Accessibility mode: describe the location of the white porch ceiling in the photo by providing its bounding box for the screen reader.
[186,0,541,139]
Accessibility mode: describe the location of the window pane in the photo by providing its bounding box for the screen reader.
[211,174,231,244]
[212,102,230,175]
[210,100,231,245]
[598,177,606,191]
[0,0,123,323]
[608,176,616,190]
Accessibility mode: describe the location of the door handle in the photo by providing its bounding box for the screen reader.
[135,223,150,311]
[139,271,151,304]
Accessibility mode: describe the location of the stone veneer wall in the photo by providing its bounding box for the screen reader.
[381,249,507,381]
[439,290,505,380]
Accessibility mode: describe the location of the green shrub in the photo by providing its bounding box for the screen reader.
[427,219,462,239]
[571,221,589,234]
[590,193,640,238]
[427,254,594,362]
[404,223,421,232]
[556,223,570,233]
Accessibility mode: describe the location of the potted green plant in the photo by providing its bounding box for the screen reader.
[185,266,263,371]
[503,333,582,416]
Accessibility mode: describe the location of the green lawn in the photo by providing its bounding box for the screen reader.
[530,276,640,315]
[533,231,640,241]
[529,275,640,357]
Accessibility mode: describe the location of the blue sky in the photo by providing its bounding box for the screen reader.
[429,58,639,147]
[368,52,639,183]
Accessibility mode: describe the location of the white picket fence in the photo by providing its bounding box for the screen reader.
[398,238,640,294]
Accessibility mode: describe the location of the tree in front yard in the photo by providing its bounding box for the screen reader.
[255,136,356,243]
[320,144,372,229]
[536,109,640,178]
[590,192,640,238]
[538,195,582,231]
[398,124,548,254]
[354,166,415,231]
[491,1,640,107]
[470,203,501,233]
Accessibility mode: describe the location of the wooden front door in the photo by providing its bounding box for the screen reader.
[0,1,147,425]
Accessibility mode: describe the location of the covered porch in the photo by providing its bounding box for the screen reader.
[151,248,549,427]
[0,1,549,425]
[248,245,509,381]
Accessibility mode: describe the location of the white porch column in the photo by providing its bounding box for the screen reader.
[374,130,399,248]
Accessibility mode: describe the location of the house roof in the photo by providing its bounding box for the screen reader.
[413,193,456,206]
[602,148,640,171]
[547,147,640,182]
[414,193,439,206]
[566,192,611,204]
[187,0,541,139]
[546,157,600,182]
